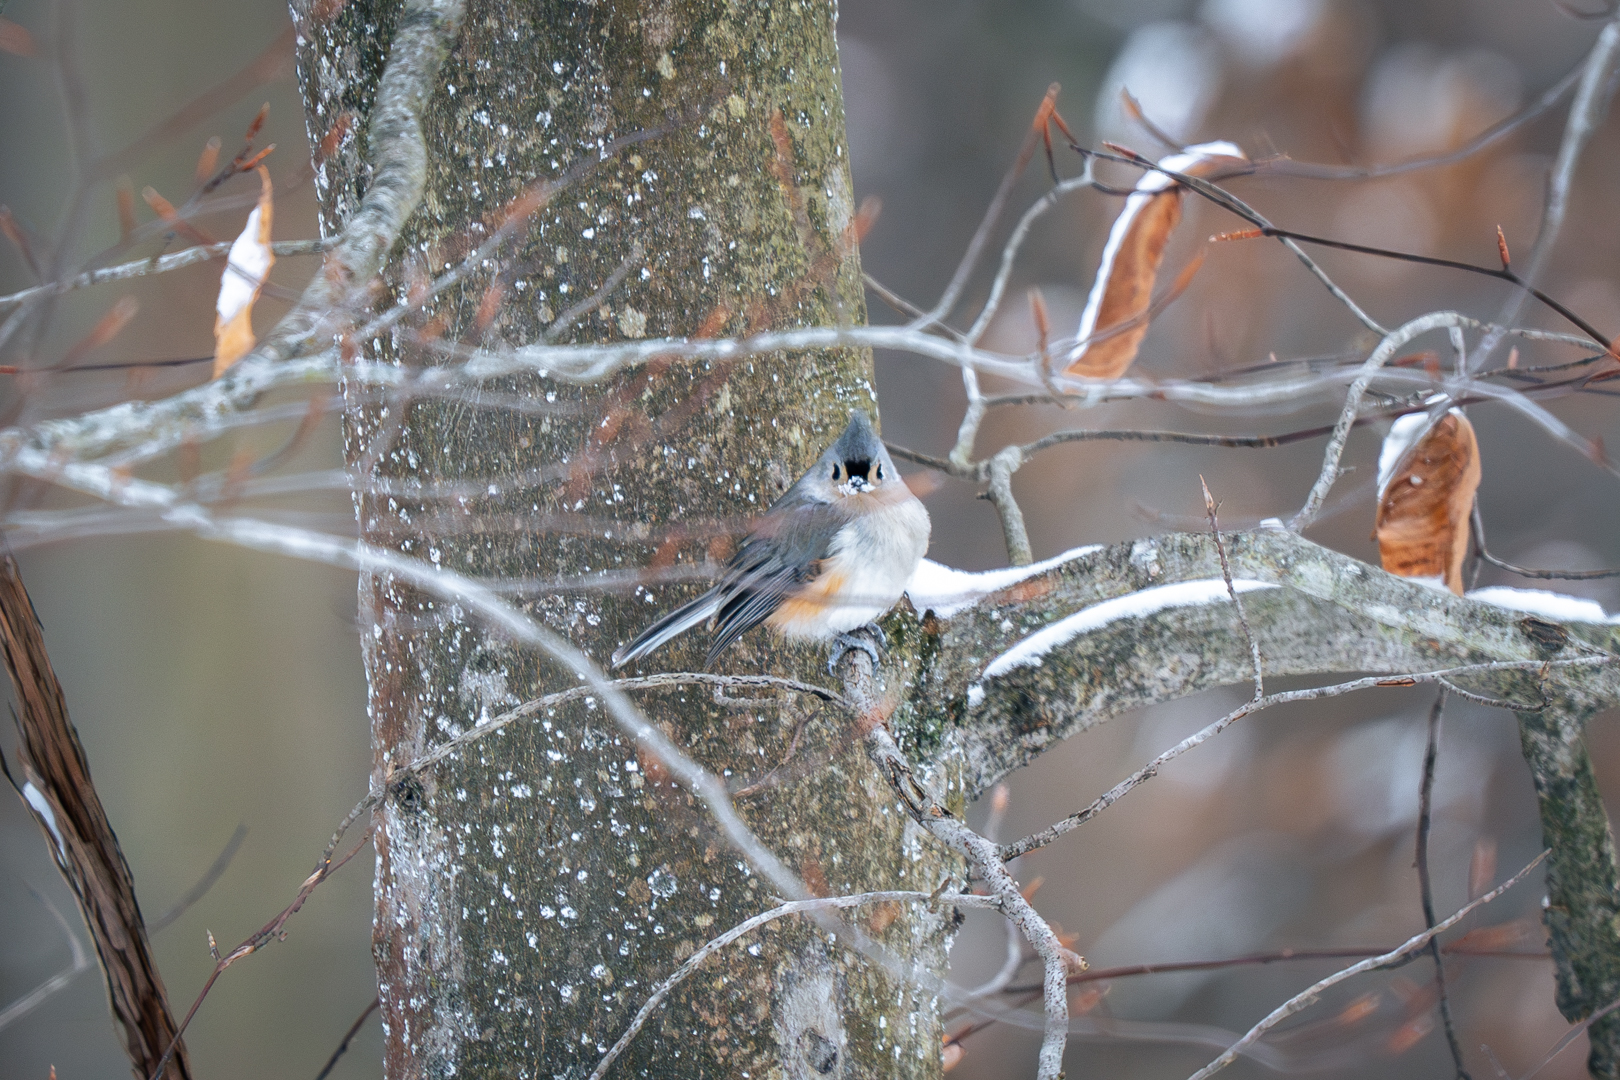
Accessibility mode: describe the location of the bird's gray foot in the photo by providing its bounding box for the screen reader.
[828,624,885,674]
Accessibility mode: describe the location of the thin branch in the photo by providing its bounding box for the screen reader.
[999,656,1613,861]
[1291,310,1472,531]
[0,888,94,1032]
[1183,850,1549,1080]
[1216,223,1614,349]
[1080,145,1386,335]
[312,997,380,1080]
[1472,13,1620,369]
[911,84,1058,332]
[391,672,848,781]
[964,175,1093,345]
[144,827,375,1080]
[1201,476,1261,698]
[1416,690,1471,1079]
[542,243,643,341]
[149,822,250,933]
[0,240,329,308]
[842,639,1080,1080]
[1472,501,1620,579]
[983,446,1032,565]
[587,890,998,1080]
[1261,59,1584,181]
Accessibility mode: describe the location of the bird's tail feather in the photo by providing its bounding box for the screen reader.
[610,593,719,668]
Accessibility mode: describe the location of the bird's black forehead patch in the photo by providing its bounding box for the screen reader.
[843,458,872,476]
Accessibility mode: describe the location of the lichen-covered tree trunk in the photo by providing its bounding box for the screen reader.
[291,1,957,1076]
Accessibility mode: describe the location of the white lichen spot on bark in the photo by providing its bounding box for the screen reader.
[616,306,647,338]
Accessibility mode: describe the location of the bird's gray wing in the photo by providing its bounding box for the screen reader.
[705,501,846,665]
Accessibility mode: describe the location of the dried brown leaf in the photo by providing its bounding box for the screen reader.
[1375,411,1482,594]
[1066,143,1241,380]
[212,167,275,377]
[0,17,36,56]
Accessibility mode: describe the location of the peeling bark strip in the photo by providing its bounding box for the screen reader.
[296,1,956,1076]
[0,554,191,1080]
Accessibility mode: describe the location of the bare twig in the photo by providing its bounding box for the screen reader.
[312,997,380,1080]
[999,656,1612,860]
[145,826,375,1080]
[0,240,329,308]
[1291,310,1473,531]
[1471,13,1620,369]
[1416,690,1471,1079]
[1183,850,1549,1080]
[1201,476,1261,698]
[983,445,1032,565]
[587,890,998,1080]
[149,823,250,933]
[1472,501,1620,579]
[0,888,93,1032]
[841,643,1081,1080]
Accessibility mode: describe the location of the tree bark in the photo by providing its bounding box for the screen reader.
[291,1,958,1076]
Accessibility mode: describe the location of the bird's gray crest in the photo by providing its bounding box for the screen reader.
[825,410,892,467]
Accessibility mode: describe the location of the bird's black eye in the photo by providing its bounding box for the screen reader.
[831,463,843,481]
[874,462,885,481]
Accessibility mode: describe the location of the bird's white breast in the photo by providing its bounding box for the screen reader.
[809,496,931,636]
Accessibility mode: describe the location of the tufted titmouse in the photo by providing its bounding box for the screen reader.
[611,411,931,669]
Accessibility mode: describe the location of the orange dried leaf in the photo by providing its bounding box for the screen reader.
[195,137,222,187]
[237,144,276,172]
[0,206,39,276]
[244,102,270,146]
[1496,225,1511,269]
[1029,287,1051,363]
[1067,141,1245,380]
[79,296,139,352]
[0,17,36,56]
[1450,918,1540,954]
[901,470,943,498]
[1468,837,1498,901]
[61,296,139,368]
[141,186,179,219]
[115,179,136,242]
[1334,992,1380,1027]
[843,194,881,253]
[1031,83,1061,135]
[941,1040,966,1072]
[142,185,214,244]
[1211,228,1263,243]
[213,167,275,378]
[1375,410,1481,594]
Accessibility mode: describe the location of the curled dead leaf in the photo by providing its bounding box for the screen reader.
[1067,141,1246,380]
[213,167,275,378]
[1374,409,1481,594]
